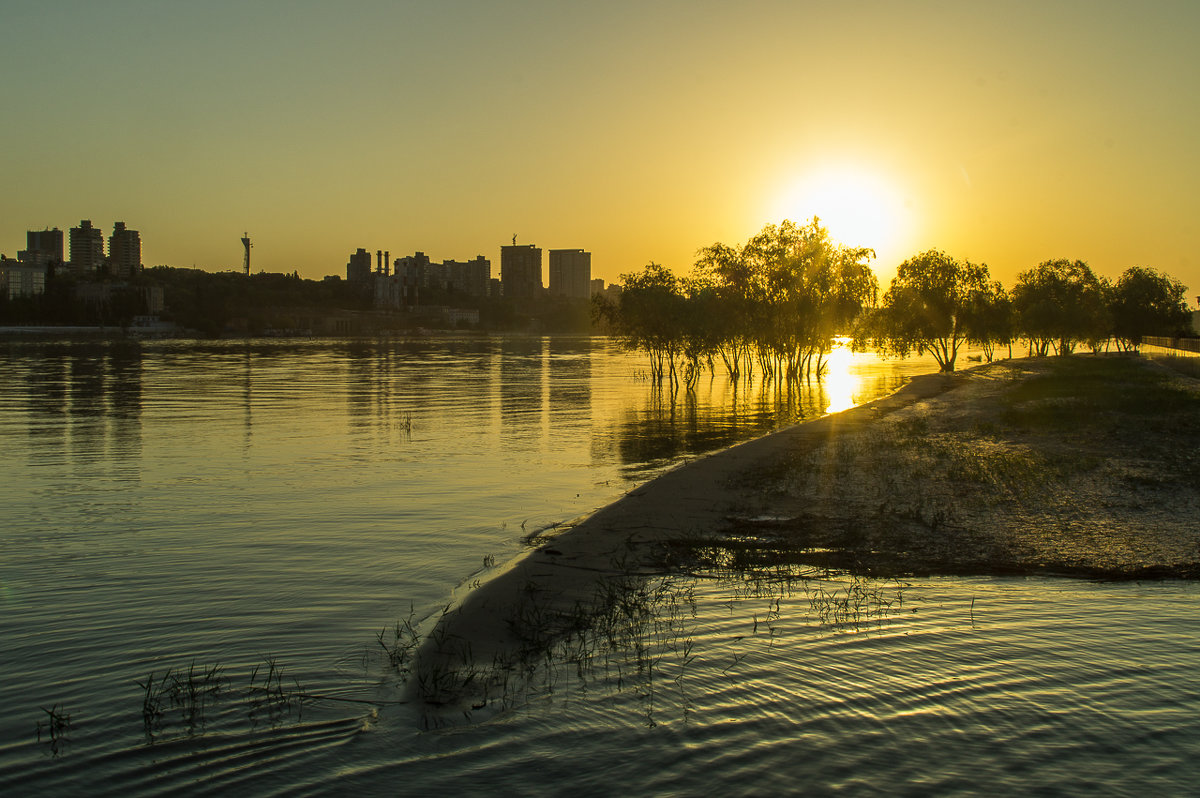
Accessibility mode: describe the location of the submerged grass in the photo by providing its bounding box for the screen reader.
[134,656,307,741]
[412,547,914,728]
[36,703,74,756]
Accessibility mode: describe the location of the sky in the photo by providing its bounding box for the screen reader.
[2,0,1198,297]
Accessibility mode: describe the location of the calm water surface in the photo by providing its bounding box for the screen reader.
[1,336,1196,795]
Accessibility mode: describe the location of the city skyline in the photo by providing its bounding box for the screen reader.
[2,1,1197,293]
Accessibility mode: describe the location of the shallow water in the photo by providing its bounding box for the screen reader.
[1,336,1196,795]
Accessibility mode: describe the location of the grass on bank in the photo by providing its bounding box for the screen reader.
[710,354,1200,579]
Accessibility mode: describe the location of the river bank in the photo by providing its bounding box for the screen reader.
[414,354,1200,711]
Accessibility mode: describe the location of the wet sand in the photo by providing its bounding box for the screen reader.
[414,355,1200,706]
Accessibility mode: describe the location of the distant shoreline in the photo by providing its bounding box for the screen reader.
[0,326,569,340]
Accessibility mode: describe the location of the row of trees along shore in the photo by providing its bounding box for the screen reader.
[593,219,1194,386]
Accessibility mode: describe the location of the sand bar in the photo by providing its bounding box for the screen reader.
[413,355,1200,711]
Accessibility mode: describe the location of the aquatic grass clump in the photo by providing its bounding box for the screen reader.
[378,604,422,675]
[803,575,908,631]
[36,703,75,756]
[134,655,309,739]
[413,543,919,731]
[247,655,305,726]
[138,660,226,737]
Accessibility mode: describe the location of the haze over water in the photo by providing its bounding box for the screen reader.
[2,336,1197,795]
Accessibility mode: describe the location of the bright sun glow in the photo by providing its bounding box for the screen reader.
[772,167,909,263]
[821,340,857,414]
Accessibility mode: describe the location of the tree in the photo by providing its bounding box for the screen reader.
[869,250,990,372]
[1012,259,1108,356]
[965,280,1015,362]
[592,263,688,383]
[1108,266,1192,351]
[695,218,877,381]
[692,241,759,379]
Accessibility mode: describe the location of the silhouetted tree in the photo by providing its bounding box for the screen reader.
[868,250,990,372]
[692,242,758,379]
[965,280,1016,362]
[1108,266,1192,351]
[1012,259,1108,356]
[594,263,688,383]
[695,218,877,381]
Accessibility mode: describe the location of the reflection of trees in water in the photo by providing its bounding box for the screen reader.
[607,373,830,470]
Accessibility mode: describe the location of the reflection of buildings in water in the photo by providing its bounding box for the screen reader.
[66,345,115,475]
[104,343,144,466]
[546,337,593,444]
[22,347,69,457]
[342,337,502,442]
[243,344,252,450]
[499,337,548,446]
[18,342,144,482]
[343,339,387,427]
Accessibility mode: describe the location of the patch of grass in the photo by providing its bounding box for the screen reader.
[138,661,226,738]
[1001,356,1196,428]
[1151,353,1200,380]
[247,655,305,727]
[378,604,421,676]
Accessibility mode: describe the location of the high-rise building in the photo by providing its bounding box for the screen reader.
[108,222,141,278]
[443,255,491,297]
[548,249,591,299]
[385,252,429,309]
[0,257,47,298]
[346,247,372,282]
[500,244,542,298]
[20,228,64,267]
[69,220,105,273]
[395,252,433,288]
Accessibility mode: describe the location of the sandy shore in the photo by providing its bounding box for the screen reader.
[413,355,1200,710]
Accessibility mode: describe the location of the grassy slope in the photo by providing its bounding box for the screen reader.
[713,354,1200,578]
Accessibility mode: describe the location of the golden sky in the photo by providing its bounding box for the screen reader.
[2,1,1197,297]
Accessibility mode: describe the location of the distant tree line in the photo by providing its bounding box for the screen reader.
[595,219,1194,383]
[865,253,1193,370]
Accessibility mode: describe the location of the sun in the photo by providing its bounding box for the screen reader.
[771,166,910,264]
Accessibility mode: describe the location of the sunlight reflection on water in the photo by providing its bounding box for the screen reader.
[822,339,858,414]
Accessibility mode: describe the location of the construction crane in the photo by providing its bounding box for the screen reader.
[241,233,252,275]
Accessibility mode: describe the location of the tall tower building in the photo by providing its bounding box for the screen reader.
[548,249,592,299]
[443,255,490,297]
[20,228,64,267]
[346,247,372,282]
[500,243,542,298]
[69,220,105,273]
[108,222,142,278]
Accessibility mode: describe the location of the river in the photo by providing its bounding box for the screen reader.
[1,335,1196,795]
